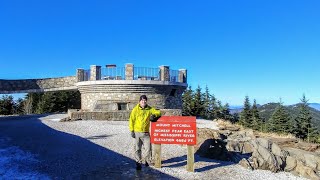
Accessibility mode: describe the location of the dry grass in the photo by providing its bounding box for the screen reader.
[216,119,296,138]
[216,119,233,126]
[255,131,297,139]
[215,119,243,130]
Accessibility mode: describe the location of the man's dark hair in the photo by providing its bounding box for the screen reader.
[139,95,147,101]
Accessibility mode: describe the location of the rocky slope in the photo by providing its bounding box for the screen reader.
[196,120,320,179]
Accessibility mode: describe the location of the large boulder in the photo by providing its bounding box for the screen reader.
[248,139,286,172]
[226,130,256,154]
[196,128,230,161]
[294,160,319,180]
[284,156,297,172]
[196,139,230,161]
[226,140,254,154]
[282,147,320,179]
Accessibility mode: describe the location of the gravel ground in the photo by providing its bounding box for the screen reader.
[0,114,307,179]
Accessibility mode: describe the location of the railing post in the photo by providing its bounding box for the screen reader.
[159,65,170,81]
[90,65,101,80]
[76,69,84,82]
[125,63,134,80]
[178,69,187,83]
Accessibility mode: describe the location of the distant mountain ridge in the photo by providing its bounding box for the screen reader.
[308,103,320,111]
[230,103,320,113]
[229,103,320,131]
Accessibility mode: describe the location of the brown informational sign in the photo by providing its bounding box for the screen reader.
[150,116,196,145]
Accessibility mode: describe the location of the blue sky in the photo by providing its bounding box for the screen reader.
[0,0,319,105]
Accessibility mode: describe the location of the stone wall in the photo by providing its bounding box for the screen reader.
[67,109,182,121]
[81,92,182,110]
[0,76,77,93]
[77,81,186,110]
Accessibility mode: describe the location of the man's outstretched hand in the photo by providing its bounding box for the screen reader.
[150,115,160,122]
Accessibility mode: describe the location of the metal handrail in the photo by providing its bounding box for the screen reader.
[133,67,160,80]
[101,67,125,80]
[84,70,90,81]
[170,69,179,82]
[82,66,181,82]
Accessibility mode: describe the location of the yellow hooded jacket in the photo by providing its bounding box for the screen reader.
[129,104,161,132]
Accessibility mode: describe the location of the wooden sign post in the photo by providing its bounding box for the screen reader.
[150,116,197,172]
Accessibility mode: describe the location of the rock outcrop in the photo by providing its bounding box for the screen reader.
[196,122,320,179]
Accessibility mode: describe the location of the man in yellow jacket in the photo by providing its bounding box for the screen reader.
[129,95,161,170]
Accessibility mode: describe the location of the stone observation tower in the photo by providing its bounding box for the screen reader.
[0,63,187,120]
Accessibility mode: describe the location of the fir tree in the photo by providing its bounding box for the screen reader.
[182,86,193,116]
[216,100,224,119]
[192,85,204,117]
[251,99,262,131]
[203,85,211,119]
[268,100,291,134]
[0,95,15,115]
[294,94,317,142]
[222,103,232,121]
[36,92,54,113]
[239,96,252,128]
[232,113,240,123]
[26,91,80,114]
[26,93,42,114]
[210,94,218,120]
[14,98,25,114]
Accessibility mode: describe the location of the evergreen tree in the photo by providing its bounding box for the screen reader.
[210,94,218,120]
[192,85,204,117]
[203,85,211,119]
[23,94,34,114]
[239,96,252,128]
[216,100,224,119]
[251,99,262,131]
[14,98,25,114]
[26,93,43,113]
[182,86,194,116]
[0,95,15,115]
[66,91,81,110]
[222,103,232,120]
[36,92,55,113]
[294,94,317,142]
[231,113,240,123]
[268,100,291,134]
[26,91,81,114]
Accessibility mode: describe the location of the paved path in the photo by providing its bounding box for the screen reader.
[0,115,305,180]
[0,115,176,179]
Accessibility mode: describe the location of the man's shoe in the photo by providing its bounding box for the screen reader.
[136,162,142,170]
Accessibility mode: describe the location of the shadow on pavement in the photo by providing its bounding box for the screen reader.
[161,154,234,173]
[0,115,178,179]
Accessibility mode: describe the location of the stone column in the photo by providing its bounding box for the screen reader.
[178,69,187,83]
[90,65,101,81]
[160,65,170,81]
[76,69,85,82]
[125,63,134,80]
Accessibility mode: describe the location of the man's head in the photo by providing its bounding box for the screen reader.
[139,95,147,108]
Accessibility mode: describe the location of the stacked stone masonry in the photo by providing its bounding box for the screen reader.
[77,81,186,110]
[67,109,182,121]
[0,76,77,93]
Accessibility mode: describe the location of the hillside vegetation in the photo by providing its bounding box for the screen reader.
[259,103,320,131]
